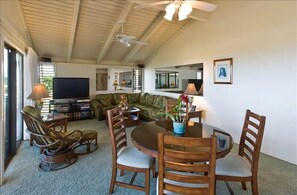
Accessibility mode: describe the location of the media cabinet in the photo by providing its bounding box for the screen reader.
[49,99,91,121]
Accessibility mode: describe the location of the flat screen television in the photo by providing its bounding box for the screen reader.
[53,77,89,99]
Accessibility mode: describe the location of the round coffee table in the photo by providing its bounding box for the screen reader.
[122,107,140,127]
[105,107,140,127]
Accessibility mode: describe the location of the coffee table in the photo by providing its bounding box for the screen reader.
[122,107,141,127]
[105,107,140,127]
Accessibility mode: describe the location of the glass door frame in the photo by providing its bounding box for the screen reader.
[3,43,23,169]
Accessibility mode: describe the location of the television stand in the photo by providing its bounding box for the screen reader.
[49,99,91,121]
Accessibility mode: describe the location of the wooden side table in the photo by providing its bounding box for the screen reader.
[187,110,203,123]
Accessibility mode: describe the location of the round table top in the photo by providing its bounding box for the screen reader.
[122,107,140,114]
[131,120,234,159]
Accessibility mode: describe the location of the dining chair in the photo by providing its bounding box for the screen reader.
[215,109,266,195]
[157,133,217,195]
[107,107,154,195]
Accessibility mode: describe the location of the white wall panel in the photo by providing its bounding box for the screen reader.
[145,1,297,164]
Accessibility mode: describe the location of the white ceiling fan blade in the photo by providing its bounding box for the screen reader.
[129,40,148,45]
[131,0,171,9]
[186,0,217,12]
[116,34,136,40]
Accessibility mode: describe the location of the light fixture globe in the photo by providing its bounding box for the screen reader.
[164,3,176,21]
[178,3,192,21]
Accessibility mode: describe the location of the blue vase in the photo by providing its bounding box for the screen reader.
[173,121,186,134]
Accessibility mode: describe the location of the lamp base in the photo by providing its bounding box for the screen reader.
[35,100,44,111]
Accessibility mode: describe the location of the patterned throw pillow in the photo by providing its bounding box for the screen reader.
[145,94,156,106]
[127,93,140,103]
[140,93,147,104]
[153,96,165,109]
[113,93,123,104]
[98,94,113,106]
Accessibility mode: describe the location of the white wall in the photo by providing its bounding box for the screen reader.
[56,63,134,97]
[0,0,31,185]
[145,1,297,164]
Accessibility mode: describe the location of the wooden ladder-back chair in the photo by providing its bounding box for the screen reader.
[157,133,217,195]
[215,109,266,195]
[21,110,83,171]
[107,107,154,195]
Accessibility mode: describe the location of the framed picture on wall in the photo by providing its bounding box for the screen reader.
[213,58,233,84]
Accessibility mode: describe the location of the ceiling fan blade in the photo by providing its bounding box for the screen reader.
[131,0,171,9]
[116,34,136,40]
[129,40,148,45]
[186,0,217,12]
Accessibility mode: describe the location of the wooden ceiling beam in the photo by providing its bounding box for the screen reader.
[96,2,134,64]
[67,0,81,63]
[121,13,164,65]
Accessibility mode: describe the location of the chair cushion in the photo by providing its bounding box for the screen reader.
[156,171,208,195]
[216,153,252,177]
[117,146,152,169]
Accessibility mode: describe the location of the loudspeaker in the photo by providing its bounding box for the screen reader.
[41,57,52,62]
[137,64,144,68]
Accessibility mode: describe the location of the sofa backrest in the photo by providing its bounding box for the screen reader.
[95,94,114,107]
[127,93,141,104]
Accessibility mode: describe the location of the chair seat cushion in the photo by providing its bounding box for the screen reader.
[216,153,252,177]
[117,146,152,169]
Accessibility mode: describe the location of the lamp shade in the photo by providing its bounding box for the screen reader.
[27,84,49,100]
[113,80,118,86]
[121,80,127,86]
[184,83,198,95]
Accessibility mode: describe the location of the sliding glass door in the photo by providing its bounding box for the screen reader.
[4,43,23,168]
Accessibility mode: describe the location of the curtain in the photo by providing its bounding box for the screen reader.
[23,47,38,139]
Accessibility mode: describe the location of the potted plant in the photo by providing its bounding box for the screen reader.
[157,94,189,134]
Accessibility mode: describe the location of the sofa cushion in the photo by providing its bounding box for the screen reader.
[139,93,147,104]
[98,94,114,107]
[113,93,123,105]
[145,94,156,106]
[127,93,140,104]
[153,95,165,109]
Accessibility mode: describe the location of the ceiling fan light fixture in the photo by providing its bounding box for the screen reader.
[164,3,176,21]
[178,3,192,21]
[123,41,131,47]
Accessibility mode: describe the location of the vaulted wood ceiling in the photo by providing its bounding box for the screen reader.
[19,0,213,66]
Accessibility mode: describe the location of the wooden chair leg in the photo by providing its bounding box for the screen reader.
[152,158,157,178]
[241,181,247,190]
[251,179,259,195]
[145,168,150,195]
[109,166,117,194]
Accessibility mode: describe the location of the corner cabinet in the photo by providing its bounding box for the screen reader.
[49,99,92,121]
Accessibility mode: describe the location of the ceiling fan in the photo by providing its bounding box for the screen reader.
[131,0,217,21]
[113,19,148,47]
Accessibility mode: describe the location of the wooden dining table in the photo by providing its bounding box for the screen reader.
[131,119,234,159]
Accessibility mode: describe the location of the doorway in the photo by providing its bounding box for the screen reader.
[3,43,23,168]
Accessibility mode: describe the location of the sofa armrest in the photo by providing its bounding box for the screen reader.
[91,99,105,120]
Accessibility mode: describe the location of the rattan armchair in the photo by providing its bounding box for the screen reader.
[21,110,83,171]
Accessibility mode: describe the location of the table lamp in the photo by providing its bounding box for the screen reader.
[113,80,118,90]
[184,83,198,109]
[27,84,49,111]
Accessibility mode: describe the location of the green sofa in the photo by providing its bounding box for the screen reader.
[91,93,177,121]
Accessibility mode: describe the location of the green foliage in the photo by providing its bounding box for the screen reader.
[41,76,53,90]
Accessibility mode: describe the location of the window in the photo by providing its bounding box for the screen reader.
[39,63,55,113]
[132,68,143,92]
